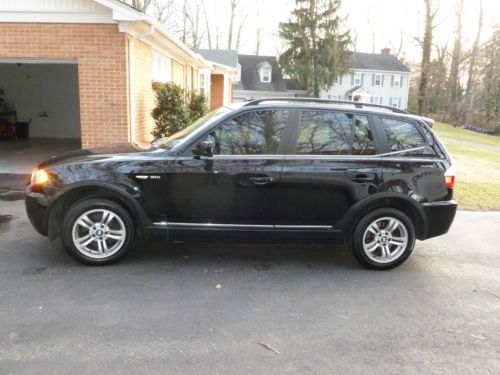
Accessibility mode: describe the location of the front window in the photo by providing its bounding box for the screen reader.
[199,73,206,96]
[371,96,383,105]
[353,72,362,86]
[374,74,382,86]
[152,51,171,82]
[393,75,401,87]
[199,110,289,155]
[327,94,340,100]
[152,107,230,150]
[390,97,401,108]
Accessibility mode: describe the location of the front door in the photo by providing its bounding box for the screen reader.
[161,109,292,238]
[277,110,383,227]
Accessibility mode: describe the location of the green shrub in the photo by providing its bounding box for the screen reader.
[151,82,210,139]
[187,91,209,124]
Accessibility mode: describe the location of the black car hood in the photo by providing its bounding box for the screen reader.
[38,143,148,168]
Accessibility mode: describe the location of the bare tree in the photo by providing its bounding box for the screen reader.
[446,0,464,122]
[388,32,404,59]
[201,0,212,49]
[129,0,154,12]
[462,0,483,121]
[152,0,174,24]
[417,0,439,115]
[235,14,248,50]
[227,0,238,49]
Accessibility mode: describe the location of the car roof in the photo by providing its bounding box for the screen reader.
[230,101,425,123]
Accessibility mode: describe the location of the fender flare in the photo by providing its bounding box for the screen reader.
[335,192,428,240]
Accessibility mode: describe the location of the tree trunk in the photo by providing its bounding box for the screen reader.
[462,0,483,122]
[201,0,212,49]
[417,0,435,115]
[227,0,236,49]
[447,0,464,123]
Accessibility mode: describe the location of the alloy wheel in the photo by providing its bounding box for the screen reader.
[71,209,126,259]
[362,216,409,263]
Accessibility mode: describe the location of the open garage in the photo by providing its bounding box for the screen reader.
[0,61,81,174]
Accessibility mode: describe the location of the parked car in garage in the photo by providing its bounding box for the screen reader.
[25,98,457,269]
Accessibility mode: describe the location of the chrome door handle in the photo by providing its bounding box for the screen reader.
[249,176,275,185]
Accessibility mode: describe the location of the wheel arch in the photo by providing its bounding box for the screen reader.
[337,193,427,243]
[47,182,150,240]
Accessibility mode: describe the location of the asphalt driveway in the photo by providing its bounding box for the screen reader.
[1,192,499,374]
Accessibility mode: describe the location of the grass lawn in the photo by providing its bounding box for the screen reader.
[433,122,500,211]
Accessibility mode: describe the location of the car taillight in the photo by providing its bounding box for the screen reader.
[444,166,456,189]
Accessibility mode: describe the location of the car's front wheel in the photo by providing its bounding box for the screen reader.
[61,199,135,265]
[351,208,415,270]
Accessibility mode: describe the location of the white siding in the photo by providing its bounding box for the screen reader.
[320,70,410,109]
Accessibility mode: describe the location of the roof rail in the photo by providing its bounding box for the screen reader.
[242,97,409,114]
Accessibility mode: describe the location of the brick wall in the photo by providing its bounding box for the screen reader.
[132,39,155,146]
[0,23,129,148]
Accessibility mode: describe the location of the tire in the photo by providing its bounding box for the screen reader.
[61,199,135,265]
[351,208,415,270]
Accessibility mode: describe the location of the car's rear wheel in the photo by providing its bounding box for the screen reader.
[351,208,415,270]
[61,199,135,265]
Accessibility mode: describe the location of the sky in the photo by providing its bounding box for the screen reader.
[193,0,499,64]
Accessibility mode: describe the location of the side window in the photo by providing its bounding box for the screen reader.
[201,110,288,155]
[380,118,428,152]
[296,111,351,155]
[352,115,376,155]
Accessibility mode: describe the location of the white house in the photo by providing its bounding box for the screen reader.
[321,49,411,109]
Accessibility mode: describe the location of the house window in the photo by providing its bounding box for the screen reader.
[371,96,383,105]
[390,97,401,108]
[353,72,362,86]
[334,76,340,85]
[327,94,340,100]
[393,75,401,88]
[260,67,271,82]
[199,73,206,96]
[374,74,382,86]
[152,51,172,82]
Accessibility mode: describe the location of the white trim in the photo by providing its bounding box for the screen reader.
[0,10,114,23]
[351,68,410,74]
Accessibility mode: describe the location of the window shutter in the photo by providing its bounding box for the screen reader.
[398,97,402,108]
[391,75,394,87]
[361,74,364,86]
[379,96,383,104]
[400,75,404,87]
[381,75,385,87]
[351,74,354,85]
[372,74,375,86]
[339,75,343,85]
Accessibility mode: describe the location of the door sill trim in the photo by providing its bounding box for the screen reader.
[153,222,333,230]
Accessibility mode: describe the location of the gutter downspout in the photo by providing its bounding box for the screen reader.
[128,23,155,145]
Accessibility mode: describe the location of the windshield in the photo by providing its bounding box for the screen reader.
[152,107,231,150]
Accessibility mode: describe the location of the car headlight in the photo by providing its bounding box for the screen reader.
[31,168,49,186]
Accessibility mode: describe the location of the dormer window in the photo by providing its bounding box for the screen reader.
[258,62,272,83]
[261,67,271,82]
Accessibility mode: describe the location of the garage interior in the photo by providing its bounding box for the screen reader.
[0,61,81,174]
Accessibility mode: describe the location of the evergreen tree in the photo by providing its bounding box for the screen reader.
[278,0,351,98]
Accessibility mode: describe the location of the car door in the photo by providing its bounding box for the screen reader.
[277,109,384,229]
[160,108,292,238]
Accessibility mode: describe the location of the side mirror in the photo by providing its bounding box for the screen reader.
[193,139,214,157]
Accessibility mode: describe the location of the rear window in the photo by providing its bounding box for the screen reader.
[296,111,375,155]
[379,117,435,155]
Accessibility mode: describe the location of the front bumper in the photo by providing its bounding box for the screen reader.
[25,185,49,236]
[421,200,458,239]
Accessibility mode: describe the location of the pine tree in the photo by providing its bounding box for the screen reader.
[278,0,351,98]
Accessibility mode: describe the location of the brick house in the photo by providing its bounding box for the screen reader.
[0,0,237,149]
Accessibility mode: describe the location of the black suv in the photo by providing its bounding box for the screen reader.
[25,98,457,269]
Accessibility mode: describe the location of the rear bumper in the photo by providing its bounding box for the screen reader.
[25,186,49,236]
[421,200,458,240]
